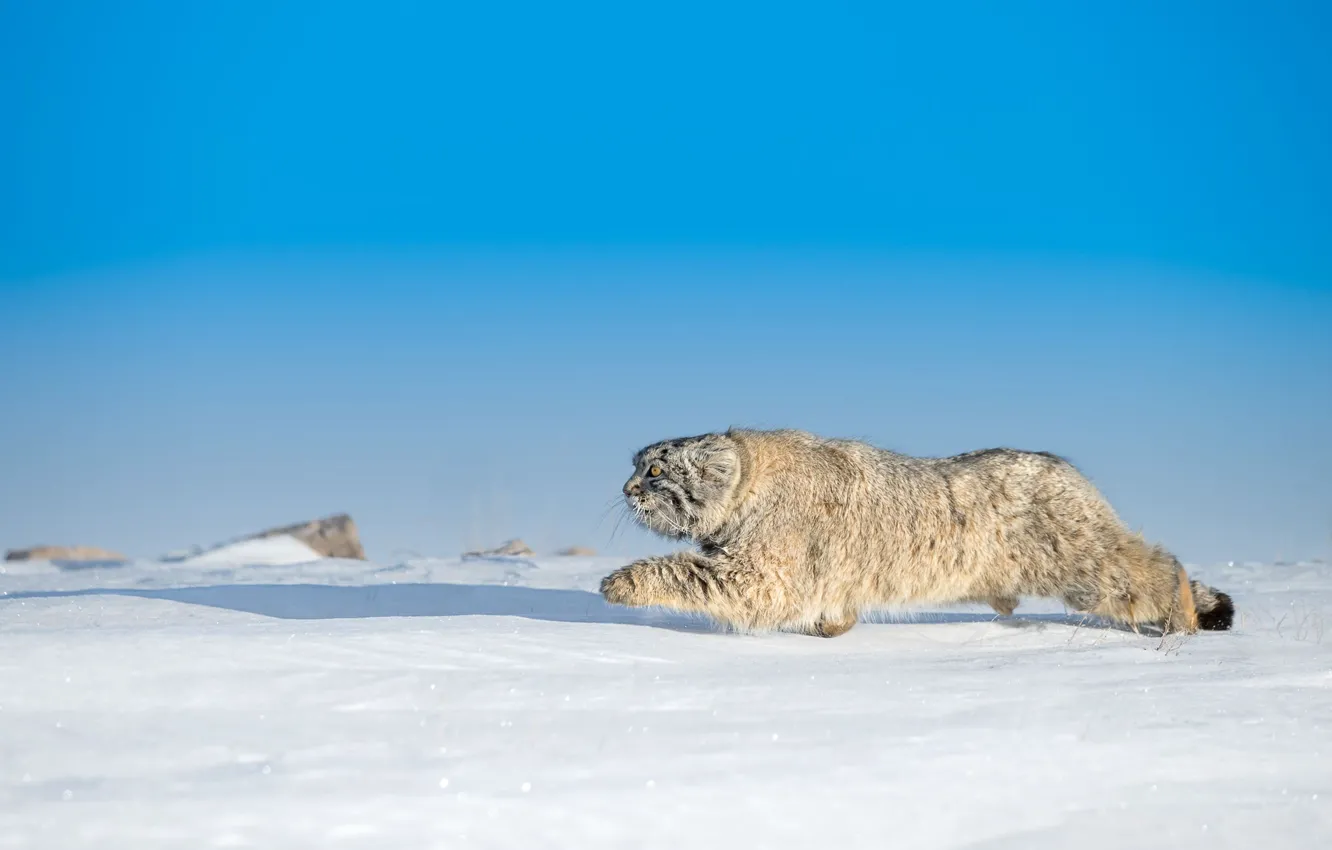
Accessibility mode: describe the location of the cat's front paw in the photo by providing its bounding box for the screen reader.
[600,564,648,607]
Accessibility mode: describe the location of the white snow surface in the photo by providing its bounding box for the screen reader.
[2,553,1329,848]
[175,535,323,567]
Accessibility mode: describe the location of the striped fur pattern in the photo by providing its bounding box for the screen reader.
[601,429,1234,637]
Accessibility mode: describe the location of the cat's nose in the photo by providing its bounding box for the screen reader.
[623,481,641,496]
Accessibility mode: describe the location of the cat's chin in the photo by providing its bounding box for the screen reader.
[637,512,691,541]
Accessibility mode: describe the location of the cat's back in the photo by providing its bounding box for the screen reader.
[729,428,911,479]
[935,446,1072,480]
[929,446,1113,524]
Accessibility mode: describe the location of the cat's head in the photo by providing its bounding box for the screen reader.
[622,432,741,540]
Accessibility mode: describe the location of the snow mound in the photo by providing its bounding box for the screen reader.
[177,534,323,566]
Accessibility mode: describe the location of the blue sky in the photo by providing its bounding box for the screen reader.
[1,1,1329,563]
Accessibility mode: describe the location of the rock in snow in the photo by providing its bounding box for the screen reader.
[463,538,536,559]
[557,545,598,556]
[158,513,366,565]
[4,545,126,562]
[246,513,366,560]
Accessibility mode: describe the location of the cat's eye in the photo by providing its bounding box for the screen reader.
[648,465,663,477]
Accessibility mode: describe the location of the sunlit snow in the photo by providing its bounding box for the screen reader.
[2,551,1329,847]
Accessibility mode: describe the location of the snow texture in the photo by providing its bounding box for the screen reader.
[2,553,1329,848]
[175,535,325,568]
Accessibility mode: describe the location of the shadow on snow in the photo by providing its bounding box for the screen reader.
[2,582,1126,633]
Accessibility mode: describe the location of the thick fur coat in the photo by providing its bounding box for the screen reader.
[601,429,1233,637]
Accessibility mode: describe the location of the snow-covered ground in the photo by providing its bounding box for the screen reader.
[2,550,1329,849]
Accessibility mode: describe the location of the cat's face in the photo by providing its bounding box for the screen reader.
[622,434,740,540]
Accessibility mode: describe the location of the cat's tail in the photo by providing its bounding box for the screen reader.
[1187,576,1235,631]
[1079,538,1235,634]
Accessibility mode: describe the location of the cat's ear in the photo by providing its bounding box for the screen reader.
[695,442,739,485]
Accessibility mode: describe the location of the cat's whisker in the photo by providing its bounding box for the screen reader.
[608,504,628,544]
[593,498,623,531]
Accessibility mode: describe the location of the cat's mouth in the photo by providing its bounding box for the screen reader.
[624,493,653,524]
[626,495,690,539]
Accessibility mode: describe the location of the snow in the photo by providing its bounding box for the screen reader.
[175,535,323,567]
[2,554,1329,848]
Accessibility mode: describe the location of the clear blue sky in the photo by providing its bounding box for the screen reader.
[2,1,1329,564]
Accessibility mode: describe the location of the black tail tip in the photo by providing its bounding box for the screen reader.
[1198,591,1235,631]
